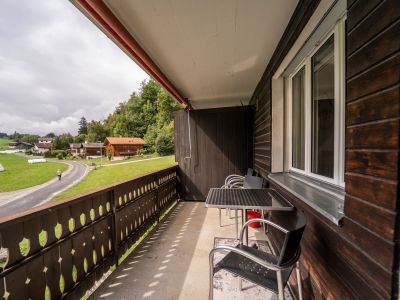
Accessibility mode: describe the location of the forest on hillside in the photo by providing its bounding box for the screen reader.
[8,80,182,156]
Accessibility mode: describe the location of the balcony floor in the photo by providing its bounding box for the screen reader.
[91,202,294,300]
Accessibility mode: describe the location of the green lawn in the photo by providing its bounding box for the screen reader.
[0,138,11,150]
[0,154,68,192]
[53,155,176,200]
[67,153,158,166]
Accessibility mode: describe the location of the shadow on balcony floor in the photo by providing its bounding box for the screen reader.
[90,202,293,300]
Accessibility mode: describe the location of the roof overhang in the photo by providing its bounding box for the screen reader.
[71,0,298,110]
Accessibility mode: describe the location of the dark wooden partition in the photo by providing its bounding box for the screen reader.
[250,0,400,299]
[174,106,253,200]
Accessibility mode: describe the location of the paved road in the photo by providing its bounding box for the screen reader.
[0,160,88,218]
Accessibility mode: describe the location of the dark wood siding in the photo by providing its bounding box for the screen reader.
[250,0,321,177]
[174,106,253,200]
[251,0,400,299]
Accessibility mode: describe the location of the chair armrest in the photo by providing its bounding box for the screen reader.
[221,179,244,189]
[225,174,244,184]
[239,218,289,245]
[209,245,282,271]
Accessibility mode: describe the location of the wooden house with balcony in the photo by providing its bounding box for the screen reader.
[104,137,145,159]
[0,0,398,299]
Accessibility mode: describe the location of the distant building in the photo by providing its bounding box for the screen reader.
[104,137,145,159]
[82,142,105,159]
[0,133,7,138]
[69,143,83,157]
[33,143,52,154]
[69,142,105,159]
[8,142,33,150]
[38,137,53,144]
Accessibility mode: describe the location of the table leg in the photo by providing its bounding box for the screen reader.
[243,209,248,245]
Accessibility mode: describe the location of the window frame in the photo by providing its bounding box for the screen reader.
[287,18,345,187]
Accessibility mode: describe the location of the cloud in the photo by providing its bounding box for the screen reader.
[0,0,149,135]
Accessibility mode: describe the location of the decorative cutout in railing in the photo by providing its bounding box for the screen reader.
[0,166,178,300]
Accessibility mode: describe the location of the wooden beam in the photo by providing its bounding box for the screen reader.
[75,0,193,110]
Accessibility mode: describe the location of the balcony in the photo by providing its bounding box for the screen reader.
[0,167,295,300]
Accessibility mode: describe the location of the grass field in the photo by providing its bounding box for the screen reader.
[67,153,158,166]
[0,154,68,192]
[53,155,176,200]
[0,138,11,150]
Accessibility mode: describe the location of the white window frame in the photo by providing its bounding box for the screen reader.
[287,18,346,187]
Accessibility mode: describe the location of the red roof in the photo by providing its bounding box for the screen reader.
[105,137,145,145]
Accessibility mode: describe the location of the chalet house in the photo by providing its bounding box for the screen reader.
[82,142,105,159]
[8,142,33,150]
[69,143,83,157]
[69,142,105,158]
[104,137,145,159]
[38,137,53,144]
[1,1,399,300]
[33,142,52,154]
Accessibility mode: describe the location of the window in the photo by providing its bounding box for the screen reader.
[311,36,334,178]
[292,67,305,170]
[288,19,345,187]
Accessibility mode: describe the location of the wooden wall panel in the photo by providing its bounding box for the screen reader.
[174,107,253,200]
[249,0,400,299]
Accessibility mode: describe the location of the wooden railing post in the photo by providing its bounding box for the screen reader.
[155,173,161,223]
[110,188,119,267]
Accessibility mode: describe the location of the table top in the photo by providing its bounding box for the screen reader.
[205,188,294,210]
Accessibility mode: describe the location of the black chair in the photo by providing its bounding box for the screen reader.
[209,210,306,300]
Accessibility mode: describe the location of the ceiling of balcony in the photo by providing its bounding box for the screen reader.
[86,0,299,109]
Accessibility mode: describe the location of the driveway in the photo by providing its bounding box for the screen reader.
[0,160,88,218]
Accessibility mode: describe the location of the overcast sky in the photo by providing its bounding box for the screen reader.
[0,0,149,135]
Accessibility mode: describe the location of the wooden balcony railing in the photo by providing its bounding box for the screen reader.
[0,165,178,299]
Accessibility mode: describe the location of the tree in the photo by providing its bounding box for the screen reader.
[53,133,74,150]
[45,132,56,138]
[87,121,109,142]
[78,116,88,135]
[156,89,181,125]
[20,134,39,145]
[155,122,175,155]
[74,134,86,143]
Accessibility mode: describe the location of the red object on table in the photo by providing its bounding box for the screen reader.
[247,211,262,228]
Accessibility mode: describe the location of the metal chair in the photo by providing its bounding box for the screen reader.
[223,168,254,188]
[209,210,306,300]
[219,174,263,228]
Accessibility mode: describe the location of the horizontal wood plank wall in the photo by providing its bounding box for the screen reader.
[251,0,400,299]
[250,0,321,178]
[345,0,400,298]
[174,107,253,200]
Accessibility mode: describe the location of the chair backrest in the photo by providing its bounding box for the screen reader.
[271,210,306,266]
[246,168,254,176]
[242,175,264,189]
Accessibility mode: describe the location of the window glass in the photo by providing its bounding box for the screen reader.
[311,36,334,178]
[292,67,305,170]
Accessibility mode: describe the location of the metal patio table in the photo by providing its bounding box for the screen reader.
[205,188,294,243]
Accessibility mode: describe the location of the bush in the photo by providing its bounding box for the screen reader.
[25,150,33,155]
[155,130,174,156]
[44,150,67,158]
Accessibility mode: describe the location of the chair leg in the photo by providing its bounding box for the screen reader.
[239,278,243,291]
[209,254,214,300]
[296,261,303,300]
[235,209,238,238]
[277,270,284,300]
[261,209,266,232]
[219,209,222,227]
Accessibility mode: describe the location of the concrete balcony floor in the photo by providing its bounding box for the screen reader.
[91,202,294,300]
